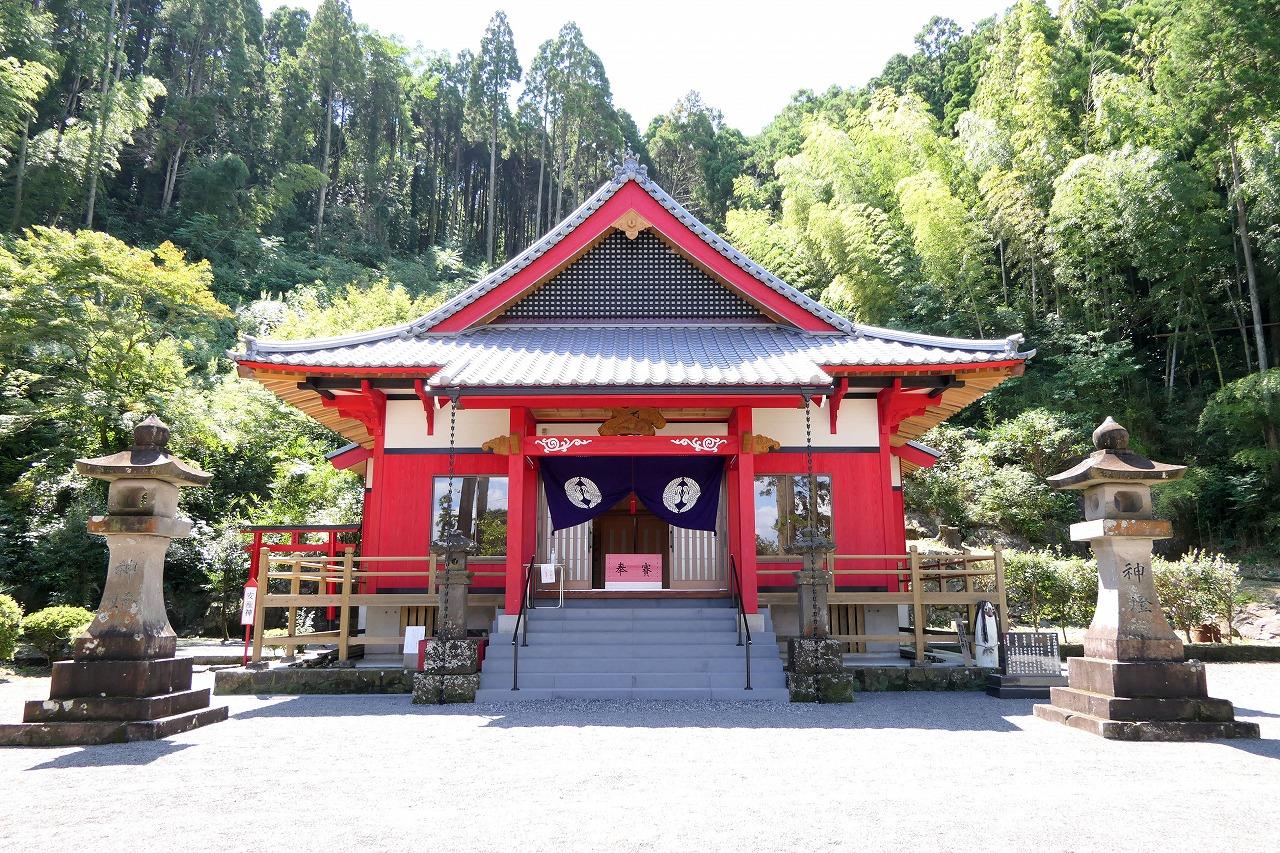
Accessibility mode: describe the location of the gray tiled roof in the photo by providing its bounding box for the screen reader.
[234,156,1032,387]
[241,324,1028,388]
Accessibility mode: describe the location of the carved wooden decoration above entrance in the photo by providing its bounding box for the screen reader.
[482,433,520,455]
[611,209,652,240]
[598,407,667,436]
[744,434,781,454]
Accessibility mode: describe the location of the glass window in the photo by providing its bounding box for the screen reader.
[754,474,832,557]
[431,476,509,557]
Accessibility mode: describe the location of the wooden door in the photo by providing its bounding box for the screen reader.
[591,498,669,588]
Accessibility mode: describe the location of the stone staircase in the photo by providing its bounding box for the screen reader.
[475,599,790,701]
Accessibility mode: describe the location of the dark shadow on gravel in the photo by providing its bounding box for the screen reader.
[229,692,1033,731]
[1213,737,1280,760]
[1234,706,1280,718]
[25,741,193,770]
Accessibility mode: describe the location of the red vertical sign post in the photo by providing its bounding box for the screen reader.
[240,575,258,666]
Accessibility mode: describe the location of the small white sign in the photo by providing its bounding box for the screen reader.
[240,586,257,626]
[539,563,557,584]
[403,625,426,653]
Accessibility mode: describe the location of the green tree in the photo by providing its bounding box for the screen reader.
[0,0,55,228]
[469,11,520,264]
[0,227,229,454]
[1157,0,1280,371]
[299,0,362,248]
[646,92,746,227]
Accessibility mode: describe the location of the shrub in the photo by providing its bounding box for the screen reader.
[20,606,95,663]
[1002,548,1097,638]
[1152,550,1246,642]
[0,595,23,662]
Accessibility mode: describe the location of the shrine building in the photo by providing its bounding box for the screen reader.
[233,156,1030,693]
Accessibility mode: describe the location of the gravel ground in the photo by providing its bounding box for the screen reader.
[1,664,1278,853]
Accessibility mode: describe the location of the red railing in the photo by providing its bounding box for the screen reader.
[242,525,361,619]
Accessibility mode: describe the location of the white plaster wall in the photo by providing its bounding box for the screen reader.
[891,455,901,487]
[535,422,728,436]
[750,397,878,448]
[384,400,510,449]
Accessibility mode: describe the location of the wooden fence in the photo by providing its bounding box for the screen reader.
[249,547,504,663]
[758,545,1008,665]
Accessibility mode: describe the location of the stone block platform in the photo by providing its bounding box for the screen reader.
[215,665,413,695]
[0,657,227,746]
[1033,657,1260,741]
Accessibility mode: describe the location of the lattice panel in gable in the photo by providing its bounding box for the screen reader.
[499,230,767,322]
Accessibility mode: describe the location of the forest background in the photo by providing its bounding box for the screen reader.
[1,0,1278,630]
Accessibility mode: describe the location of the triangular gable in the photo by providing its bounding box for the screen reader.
[415,159,850,335]
[496,230,769,323]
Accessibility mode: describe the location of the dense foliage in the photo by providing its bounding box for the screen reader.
[1000,548,1246,640]
[0,593,21,661]
[18,605,93,662]
[1,1,1278,629]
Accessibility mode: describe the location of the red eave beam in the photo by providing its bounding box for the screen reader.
[525,435,736,456]
[319,380,388,438]
[877,380,932,435]
[891,443,939,469]
[328,445,372,471]
[413,379,435,436]
[828,377,848,435]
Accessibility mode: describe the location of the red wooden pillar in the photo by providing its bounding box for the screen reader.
[504,406,536,614]
[731,406,758,614]
[876,384,927,589]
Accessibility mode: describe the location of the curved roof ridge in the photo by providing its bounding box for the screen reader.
[856,324,1030,355]
[236,155,1030,363]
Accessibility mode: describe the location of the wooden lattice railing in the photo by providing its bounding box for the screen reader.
[757,545,1008,665]
[249,548,505,663]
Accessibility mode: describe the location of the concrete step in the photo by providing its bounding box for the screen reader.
[481,655,760,674]
[522,618,742,633]
[486,632,778,649]
[474,686,791,702]
[538,599,731,610]
[523,607,738,620]
[484,642,770,659]
[473,603,789,703]
[479,670,784,690]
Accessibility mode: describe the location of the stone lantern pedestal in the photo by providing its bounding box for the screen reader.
[412,530,480,704]
[0,417,228,746]
[786,529,855,703]
[1033,418,1258,741]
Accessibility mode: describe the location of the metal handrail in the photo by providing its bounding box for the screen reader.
[510,553,536,691]
[728,555,752,691]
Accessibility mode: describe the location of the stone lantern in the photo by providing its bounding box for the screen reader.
[0,416,228,746]
[411,527,481,704]
[785,526,855,703]
[1033,417,1258,740]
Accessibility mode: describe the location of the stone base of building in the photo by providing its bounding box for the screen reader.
[1033,656,1260,741]
[412,673,480,704]
[215,665,412,694]
[787,637,854,703]
[0,656,227,747]
[411,638,480,703]
[985,673,1066,699]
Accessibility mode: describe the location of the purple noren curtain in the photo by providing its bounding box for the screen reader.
[540,456,724,533]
